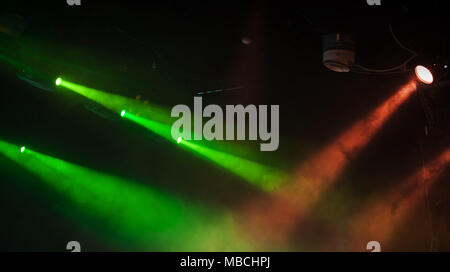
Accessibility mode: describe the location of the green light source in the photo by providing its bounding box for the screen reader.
[20,146,25,153]
[55,77,62,86]
[177,137,182,144]
[120,110,126,117]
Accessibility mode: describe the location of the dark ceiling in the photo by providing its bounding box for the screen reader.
[0,0,449,251]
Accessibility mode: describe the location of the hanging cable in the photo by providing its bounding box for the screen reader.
[351,24,419,74]
[388,24,419,57]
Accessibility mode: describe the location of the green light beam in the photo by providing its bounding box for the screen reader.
[122,110,173,140]
[180,139,287,192]
[56,78,287,191]
[0,140,252,251]
[56,78,171,123]
[122,113,287,191]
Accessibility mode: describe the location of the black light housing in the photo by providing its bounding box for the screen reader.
[321,33,355,73]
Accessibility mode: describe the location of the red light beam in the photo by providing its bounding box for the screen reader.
[348,149,450,251]
[238,81,418,248]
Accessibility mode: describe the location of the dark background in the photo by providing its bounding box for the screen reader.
[0,0,449,251]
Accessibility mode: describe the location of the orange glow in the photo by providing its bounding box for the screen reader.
[348,149,450,251]
[238,81,417,247]
[296,81,417,191]
[415,65,434,84]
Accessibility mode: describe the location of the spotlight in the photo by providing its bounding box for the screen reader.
[55,77,62,86]
[321,33,355,73]
[177,137,182,144]
[120,110,126,117]
[20,146,25,153]
[415,65,433,84]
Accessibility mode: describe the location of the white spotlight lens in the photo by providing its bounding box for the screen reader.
[415,65,433,84]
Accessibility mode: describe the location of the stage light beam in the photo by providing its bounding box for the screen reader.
[0,140,253,251]
[238,80,418,245]
[55,78,287,191]
[349,149,450,250]
[122,113,286,191]
[179,139,287,191]
[55,78,171,124]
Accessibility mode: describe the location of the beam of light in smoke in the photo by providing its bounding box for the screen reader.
[348,149,450,250]
[57,78,286,191]
[122,112,287,191]
[238,81,418,246]
[121,110,173,140]
[0,140,252,251]
[180,140,287,192]
[56,78,171,123]
[292,81,417,196]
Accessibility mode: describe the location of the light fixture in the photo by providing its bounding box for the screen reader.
[415,65,433,84]
[55,77,62,86]
[321,33,355,73]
